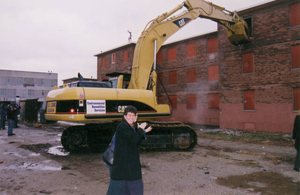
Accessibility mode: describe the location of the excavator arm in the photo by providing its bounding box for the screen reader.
[128,0,250,90]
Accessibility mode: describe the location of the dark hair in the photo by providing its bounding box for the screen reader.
[124,105,137,116]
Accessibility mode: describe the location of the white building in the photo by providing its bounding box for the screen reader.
[0,69,57,104]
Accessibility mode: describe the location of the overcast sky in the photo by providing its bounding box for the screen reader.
[0,0,272,85]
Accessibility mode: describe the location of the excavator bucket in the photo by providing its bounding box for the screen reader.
[226,18,250,46]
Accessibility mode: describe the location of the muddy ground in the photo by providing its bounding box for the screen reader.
[0,123,300,195]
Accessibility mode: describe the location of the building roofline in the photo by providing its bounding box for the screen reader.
[94,0,280,55]
[94,42,136,56]
[0,69,57,75]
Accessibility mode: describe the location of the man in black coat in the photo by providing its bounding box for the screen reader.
[6,104,16,136]
[108,105,152,195]
[293,111,300,171]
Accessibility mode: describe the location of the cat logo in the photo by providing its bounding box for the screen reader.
[173,18,191,28]
[118,105,128,113]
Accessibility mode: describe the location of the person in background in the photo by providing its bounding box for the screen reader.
[0,104,7,130]
[14,104,21,128]
[107,105,152,195]
[7,104,16,136]
[293,110,300,171]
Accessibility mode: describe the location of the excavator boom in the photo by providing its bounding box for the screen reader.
[128,0,249,90]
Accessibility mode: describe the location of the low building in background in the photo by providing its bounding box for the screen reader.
[0,69,57,105]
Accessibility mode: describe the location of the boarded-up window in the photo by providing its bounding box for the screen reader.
[123,50,128,63]
[244,17,253,37]
[187,94,197,109]
[209,94,219,109]
[292,45,300,69]
[101,57,105,68]
[244,90,255,110]
[157,96,163,104]
[157,73,163,86]
[112,53,116,64]
[169,95,177,109]
[294,88,300,110]
[290,3,300,27]
[187,68,196,83]
[208,65,219,81]
[157,50,163,64]
[208,37,218,53]
[169,71,177,85]
[168,47,176,61]
[186,42,196,58]
[243,53,254,73]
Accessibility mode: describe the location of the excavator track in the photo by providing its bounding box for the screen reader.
[61,121,197,152]
[141,121,197,150]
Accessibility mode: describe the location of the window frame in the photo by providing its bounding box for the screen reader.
[208,93,220,110]
[293,88,300,111]
[187,68,197,83]
[168,71,177,85]
[101,56,106,68]
[187,94,197,110]
[208,65,219,81]
[290,2,300,27]
[243,90,255,111]
[186,42,196,58]
[207,37,218,54]
[123,50,128,63]
[169,95,177,109]
[111,53,116,64]
[242,52,254,74]
[292,45,300,69]
[168,47,177,62]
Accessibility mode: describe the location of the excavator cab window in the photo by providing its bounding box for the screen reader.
[108,77,118,88]
[68,81,110,88]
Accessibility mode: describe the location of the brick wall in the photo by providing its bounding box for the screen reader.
[156,32,220,126]
[219,0,300,133]
[96,0,300,132]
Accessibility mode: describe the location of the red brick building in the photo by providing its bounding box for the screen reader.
[95,0,300,133]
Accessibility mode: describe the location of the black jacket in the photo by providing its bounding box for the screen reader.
[293,115,300,150]
[111,118,145,181]
[7,107,15,120]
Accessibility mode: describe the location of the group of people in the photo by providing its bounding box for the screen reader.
[0,103,21,136]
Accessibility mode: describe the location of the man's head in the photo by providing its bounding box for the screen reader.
[124,106,137,126]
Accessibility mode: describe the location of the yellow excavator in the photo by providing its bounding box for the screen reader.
[45,0,250,151]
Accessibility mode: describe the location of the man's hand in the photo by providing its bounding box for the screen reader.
[145,126,152,133]
[138,122,147,130]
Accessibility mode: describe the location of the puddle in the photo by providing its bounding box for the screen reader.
[19,162,61,171]
[3,152,26,158]
[216,171,300,194]
[29,152,40,157]
[47,145,69,156]
[56,133,62,142]
[2,161,62,171]
[18,143,52,153]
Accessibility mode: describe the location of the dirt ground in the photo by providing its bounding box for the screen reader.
[1,123,300,195]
